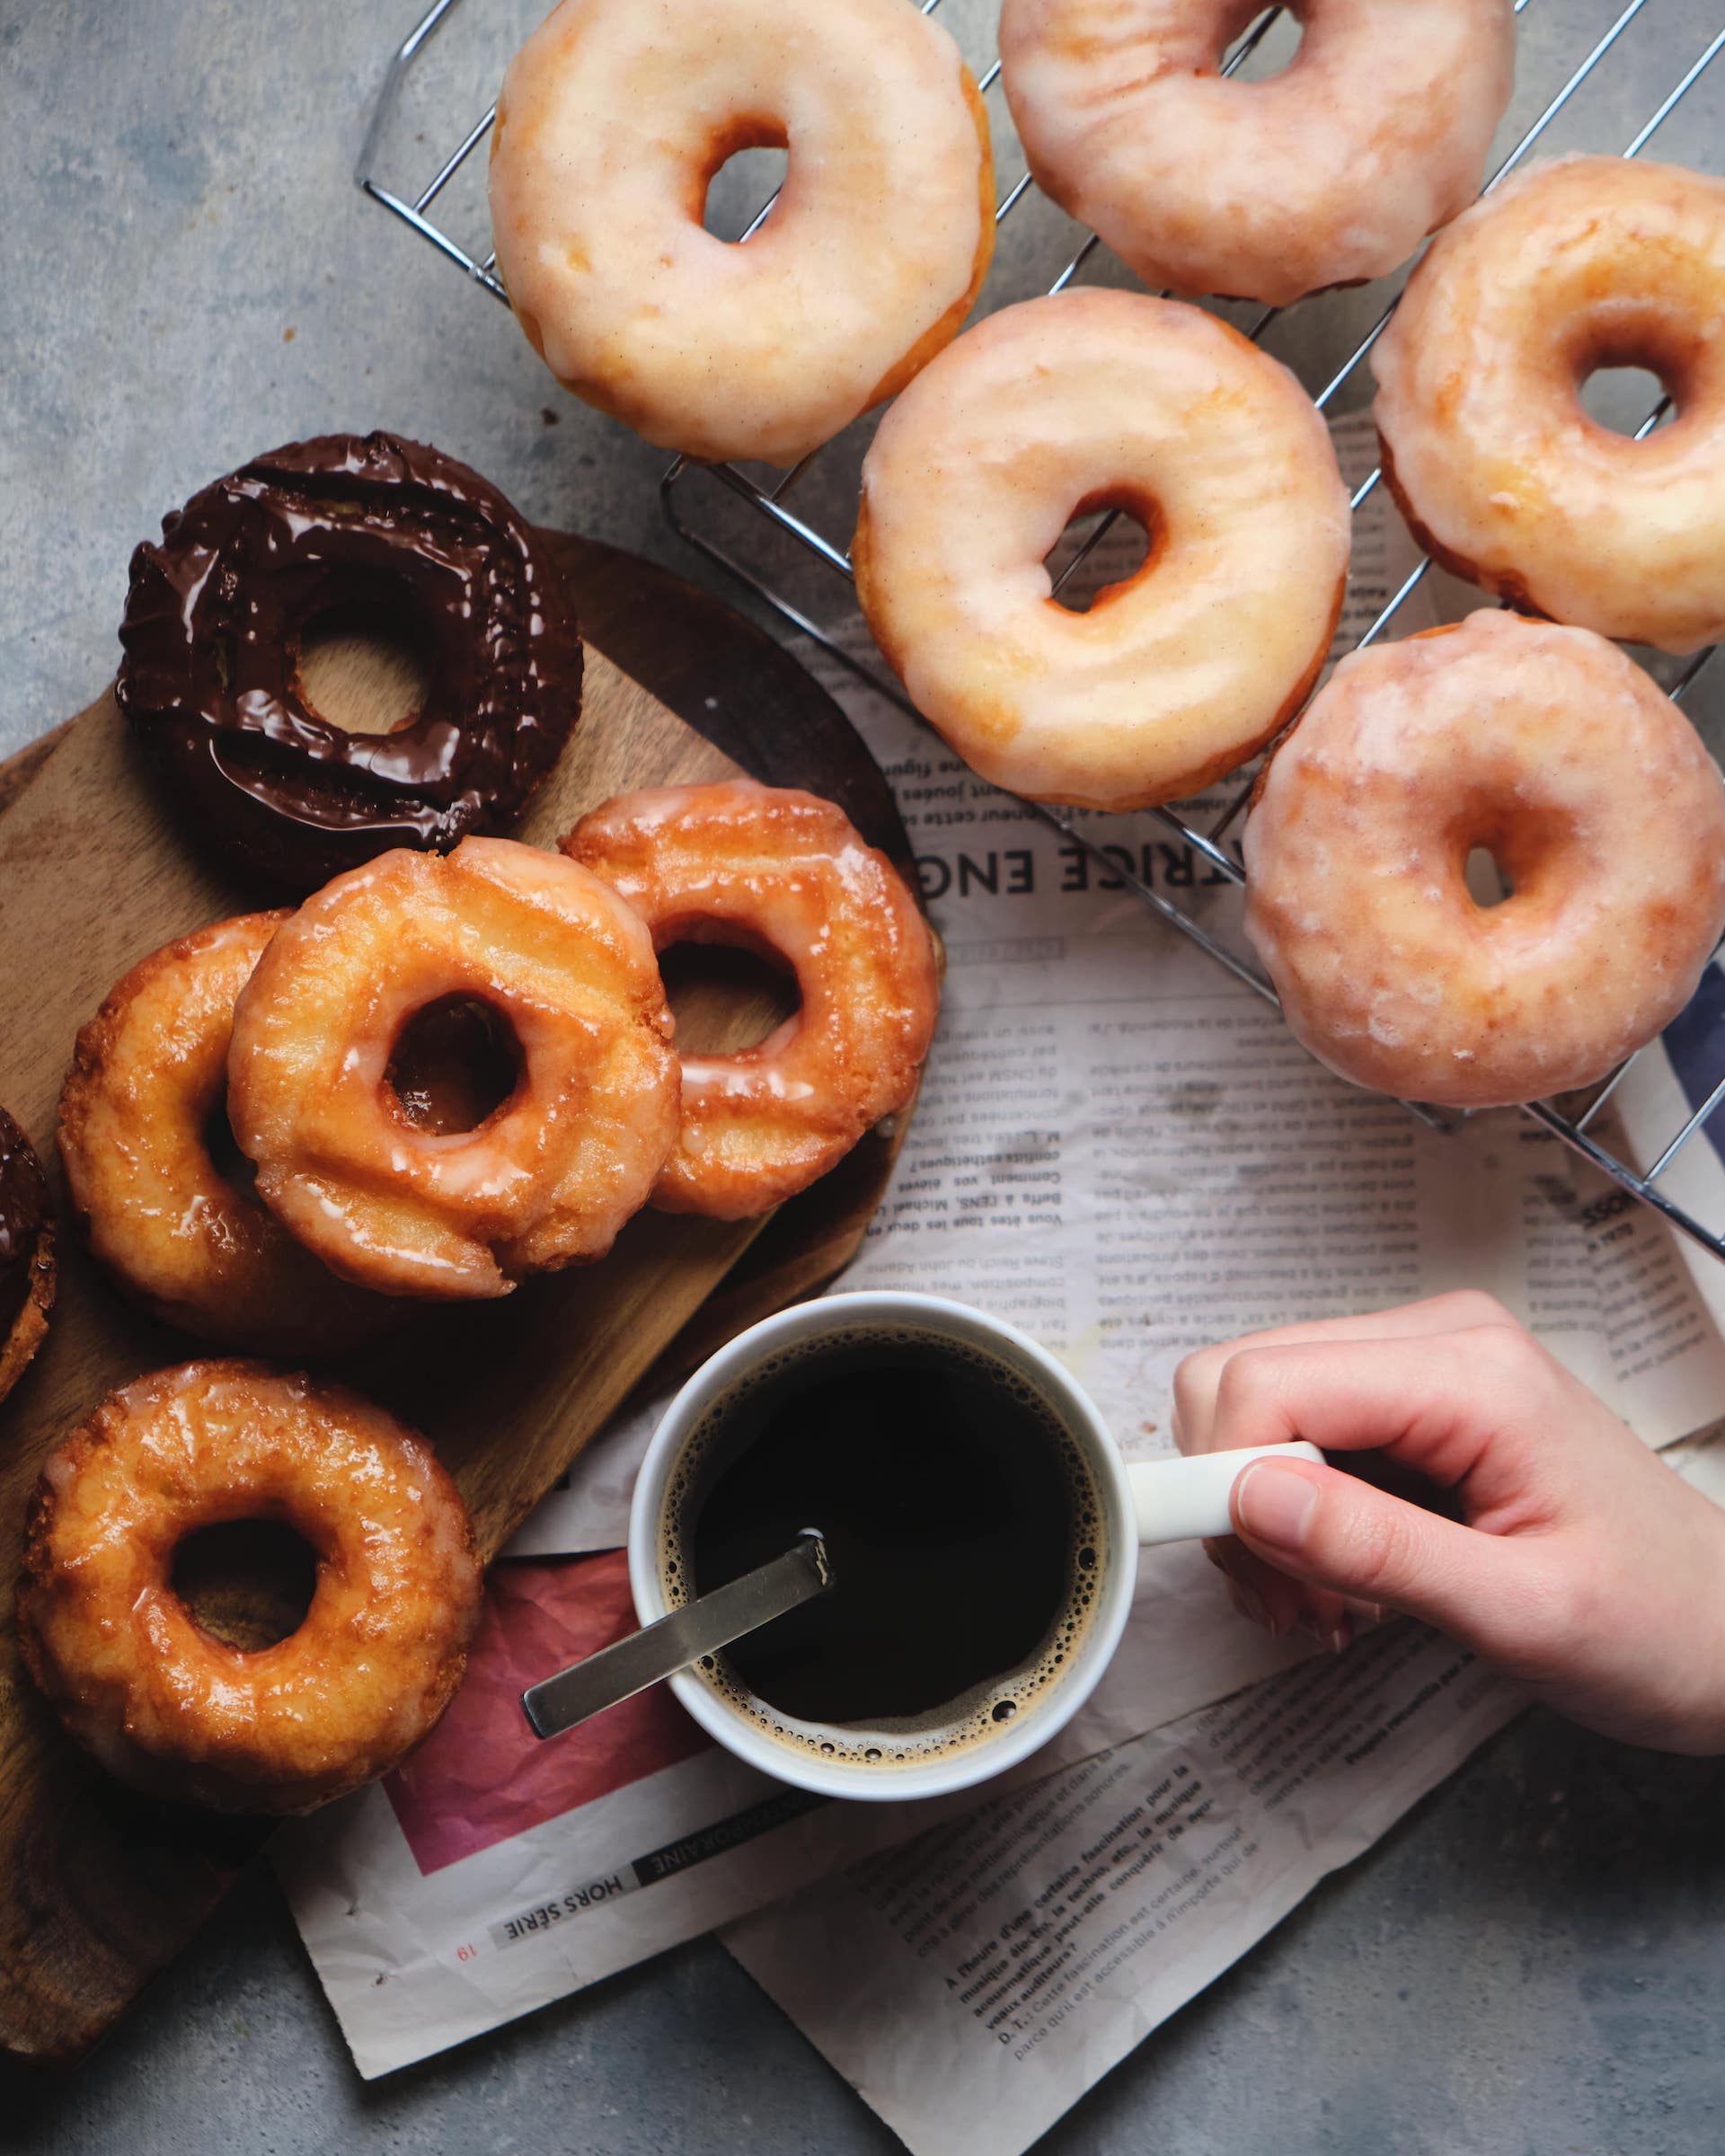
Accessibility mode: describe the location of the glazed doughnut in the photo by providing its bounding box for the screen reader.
[16,1362,482,1813]
[118,433,583,889]
[226,839,678,1298]
[563,783,938,1218]
[487,0,994,465]
[1243,613,1725,1109]
[1374,157,1725,654]
[58,915,394,1355]
[999,0,1513,307]
[853,291,1350,810]
[0,1109,54,1407]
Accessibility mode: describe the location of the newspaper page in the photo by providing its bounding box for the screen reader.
[724,1621,1524,2156]
[277,412,1725,2085]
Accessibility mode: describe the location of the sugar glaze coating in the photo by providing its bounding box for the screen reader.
[1374,156,1725,655]
[1243,613,1725,1109]
[17,1361,482,1815]
[1000,0,1513,307]
[854,291,1350,811]
[565,782,939,1218]
[489,0,994,465]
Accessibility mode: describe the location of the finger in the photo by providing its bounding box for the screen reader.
[1199,1327,1570,1524]
[1172,1291,1517,1453]
[1208,1535,1365,1650]
[1229,1456,1553,1652]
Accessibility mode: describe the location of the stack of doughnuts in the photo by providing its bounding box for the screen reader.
[14,436,940,1816]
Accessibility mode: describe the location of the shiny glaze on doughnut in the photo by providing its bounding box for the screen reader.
[488,0,994,465]
[58,914,396,1354]
[1243,613,1725,1109]
[1374,157,1725,655]
[1000,0,1513,308]
[854,291,1350,811]
[16,1361,482,1814]
[0,1107,53,1404]
[117,432,582,888]
[226,839,679,1298]
[564,783,939,1218]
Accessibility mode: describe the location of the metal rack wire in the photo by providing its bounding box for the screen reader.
[358,0,1725,1259]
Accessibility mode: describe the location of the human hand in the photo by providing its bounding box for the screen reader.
[1172,1292,1725,1753]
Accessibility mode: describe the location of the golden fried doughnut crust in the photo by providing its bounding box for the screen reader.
[226,840,679,1298]
[58,913,396,1354]
[16,1361,482,1815]
[564,782,939,1217]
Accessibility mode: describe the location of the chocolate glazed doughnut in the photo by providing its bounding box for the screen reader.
[0,1108,55,1406]
[117,432,583,890]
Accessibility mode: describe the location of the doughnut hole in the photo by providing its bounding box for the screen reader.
[203,1082,260,1197]
[1561,301,1701,442]
[1578,365,1669,438]
[1044,494,1158,615]
[1452,804,1576,932]
[387,994,525,1134]
[1464,846,1511,909]
[700,127,789,243]
[296,596,434,737]
[172,1517,320,1652]
[1223,7,1305,81]
[659,933,799,1055]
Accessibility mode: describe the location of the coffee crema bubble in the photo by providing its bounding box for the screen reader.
[659,1325,1105,1770]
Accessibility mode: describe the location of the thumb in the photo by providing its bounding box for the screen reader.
[1229,1456,1526,1648]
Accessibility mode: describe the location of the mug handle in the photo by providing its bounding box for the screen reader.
[1128,1442,1324,1548]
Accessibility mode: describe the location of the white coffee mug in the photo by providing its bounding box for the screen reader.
[627,1289,1319,1804]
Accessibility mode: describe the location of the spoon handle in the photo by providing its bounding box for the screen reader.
[522,1531,833,1740]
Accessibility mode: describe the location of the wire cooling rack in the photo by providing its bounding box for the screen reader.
[358,0,1725,1260]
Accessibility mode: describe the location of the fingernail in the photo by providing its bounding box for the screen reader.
[1322,1617,1352,1656]
[1234,1461,1320,1551]
[1225,1577,1270,1629]
[1341,1597,1384,1629]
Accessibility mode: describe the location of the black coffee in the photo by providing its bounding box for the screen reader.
[666,1327,1101,1756]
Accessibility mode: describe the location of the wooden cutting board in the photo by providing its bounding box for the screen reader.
[0,533,921,2065]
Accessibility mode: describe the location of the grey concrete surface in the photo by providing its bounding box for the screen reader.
[4,1,1725,2151]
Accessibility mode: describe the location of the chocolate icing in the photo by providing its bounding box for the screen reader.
[0,1108,49,1335]
[116,432,583,890]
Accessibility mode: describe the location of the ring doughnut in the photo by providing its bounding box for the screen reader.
[16,1361,482,1814]
[0,1109,54,1407]
[999,0,1514,307]
[853,291,1350,810]
[1243,612,1725,1109]
[487,0,994,465]
[1373,157,1725,654]
[58,914,395,1355]
[562,783,939,1218]
[118,432,583,890]
[226,839,678,1298]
